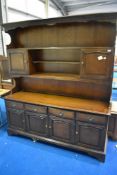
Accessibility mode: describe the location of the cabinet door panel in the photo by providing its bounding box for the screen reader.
[7,109,25,130]
[75,121,106,151]
[26,112,48,136]
[49,115,74,143]
[8,49,29,75]
[80,49,113,79]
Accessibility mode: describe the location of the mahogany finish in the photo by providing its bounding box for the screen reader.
[3,13,117,162]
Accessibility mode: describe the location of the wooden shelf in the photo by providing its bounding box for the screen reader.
[5,91,110,114]
[10,47,113,50]
[29,47,82,50]
[32,61,80,64]
[25,73,80,81]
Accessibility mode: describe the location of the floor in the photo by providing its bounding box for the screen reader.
[0,87,117,175]
[0,127,117,175]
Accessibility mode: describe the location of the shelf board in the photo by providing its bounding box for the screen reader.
[11,46,113,50]
[25,73,80,81]
[5,91,110,115]
[32,61,80,64]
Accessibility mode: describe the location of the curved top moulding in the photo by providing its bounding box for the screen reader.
[2,12,117,32]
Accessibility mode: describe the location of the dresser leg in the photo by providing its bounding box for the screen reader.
[7,128,16,136]
[97,154,105,162]
[87,151,105,162]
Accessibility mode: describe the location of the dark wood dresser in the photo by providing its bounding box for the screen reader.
[3,13,117,162]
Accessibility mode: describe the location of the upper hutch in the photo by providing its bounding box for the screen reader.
[3,13,117,161]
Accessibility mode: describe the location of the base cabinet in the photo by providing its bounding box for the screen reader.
[49,115,74,143]
[25,112,48,137]
[7,109,25,131]
[6,100,108,162]
[75,121,106,151]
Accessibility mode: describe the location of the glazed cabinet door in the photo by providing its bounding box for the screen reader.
[7,109,25,130]
[80,48,113,79]
[49,115,74,143]
[75,121,106,151]
[8,49,29,76]
[25,112,48,137]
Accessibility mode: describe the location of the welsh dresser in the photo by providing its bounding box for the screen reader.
[3,13,117,161]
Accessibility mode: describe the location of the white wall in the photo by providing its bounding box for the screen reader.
[69,4,117,15]
[48,5,62,18]
[7,0,62,22]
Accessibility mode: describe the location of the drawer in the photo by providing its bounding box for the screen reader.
[8,108,24,115]
[25,104,47,114]
[48,107,74,119]
[76,112,107,125]
[6,100,23,109]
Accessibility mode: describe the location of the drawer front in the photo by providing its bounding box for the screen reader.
[48,107,74,119]
[25,104,47,114]
[76,112,107,125]
[6,101,24,109]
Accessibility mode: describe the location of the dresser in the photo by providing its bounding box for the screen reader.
[3,13,117,162]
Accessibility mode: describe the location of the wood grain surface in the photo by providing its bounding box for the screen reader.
[5,91,110,114]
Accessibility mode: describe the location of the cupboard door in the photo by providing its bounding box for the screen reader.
[26,112,48,136]
[49,115,74,143]
[75,121,106,151]
[7,109,25,130]
[80,49,113,79]
[8,49,29,75]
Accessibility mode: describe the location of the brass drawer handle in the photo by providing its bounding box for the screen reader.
[59,113,63,116]
[34,108,37,111]
[88,117,94,121]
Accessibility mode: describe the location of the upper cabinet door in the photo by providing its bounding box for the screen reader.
[80,48,114,80]
[8,49,29,76]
